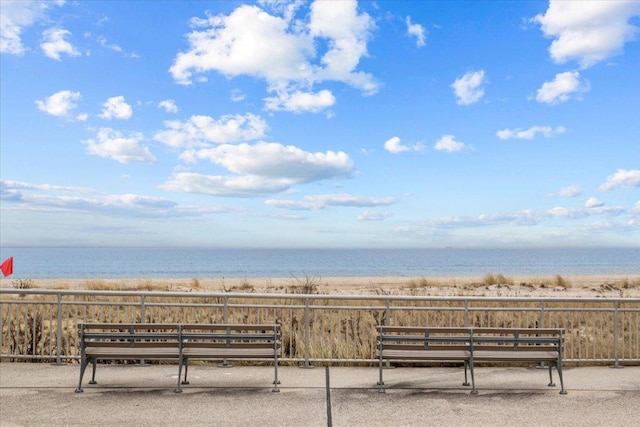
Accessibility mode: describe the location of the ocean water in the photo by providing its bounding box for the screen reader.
[0,247,638,279]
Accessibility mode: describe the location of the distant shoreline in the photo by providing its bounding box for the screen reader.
[2,274,639,298]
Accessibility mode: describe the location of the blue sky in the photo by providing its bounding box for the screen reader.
[1,0,639,248]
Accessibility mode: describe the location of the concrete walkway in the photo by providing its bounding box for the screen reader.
[1,363,639,426]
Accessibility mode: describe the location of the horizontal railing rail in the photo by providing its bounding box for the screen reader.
[1,289,638,367]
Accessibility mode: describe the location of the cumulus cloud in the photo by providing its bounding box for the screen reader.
[1,0,64,55]
[99,96,133,120]
[585,197,605,208]
[1,179,229,218]
[154,114,267,148]
[162,143,353,197]
[406,16,426,47]
[533,0,640,68]
[536,71,589,104]
[84,128,156,164]
[264,89,336,113]
[158,99,178,113]
[383,136,424,154]
[451,70,486,105]
[266,193,398,211]
[496,125,566,140]
[169,1,377,112]
[41,28,80,60]
[357,210,392,221]
[35,90,81,118]
[434,135,466,153]
[160,173,294,197]
[190,142,352,183]
[551,184,583,198]
[598,169,640,191]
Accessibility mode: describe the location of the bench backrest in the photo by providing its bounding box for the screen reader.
[180,324,280,350]
[77,323,182,349]
[471,328,564,352]
[378,326,472,351]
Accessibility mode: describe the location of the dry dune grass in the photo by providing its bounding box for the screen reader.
[2,274,638,364]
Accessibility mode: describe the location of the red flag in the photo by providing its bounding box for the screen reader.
[1,257,13,277]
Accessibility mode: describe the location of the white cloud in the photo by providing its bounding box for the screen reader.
[496,125,566,140]
[41,28,80,60]
[533,0,640,68]
[451,70,486,105]
[266,193,398,211]
[158,99,178,113]
[99,96,133,120]
[84,128,156,164]
[265,199,319,210]
[406,16,426,47]
[383,136,424,154]
[434,135,465,153]
[305,193,398,207]
[35,90,81,117]
[96,35,138,58]
[160,173,294,197]
[536,71,589,104]
[552,184,583,198]
[163,142,353,197]
[358,210,392,221]
[585,197,605,208]
[191,142,353,183]
[1,179,230,218]
[169,1,377,111]
[264,89,335,113]
[230,89,245,102]
[598,169,640,191]
[1,0,64,55]
[154,114,267,148]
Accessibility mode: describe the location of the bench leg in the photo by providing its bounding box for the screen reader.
[89,359,97,385]
[175,359,184,393]
[463,361,470,386]
[272,361,280,392]
[181,359,190,385]
[75,356,90,393]
[548,363,555,387]
[377,358,385,393]
[556,361,567,394]
[469,359,477,394]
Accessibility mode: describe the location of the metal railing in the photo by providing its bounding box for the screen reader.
[1,289,639,366]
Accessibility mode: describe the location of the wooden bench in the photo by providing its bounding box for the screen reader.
[377,327,473,393]
[75,323,182,393]
[179,324,281,392]
[75,323,281,393]
[377,326,566,394]
[471,328,566,394]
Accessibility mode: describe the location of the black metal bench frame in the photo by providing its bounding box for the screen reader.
[75,323,281,393]
[377,326,566,394]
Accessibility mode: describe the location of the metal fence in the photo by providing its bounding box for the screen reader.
[1,289,639,366]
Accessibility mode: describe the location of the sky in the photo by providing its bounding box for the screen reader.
[0,0,639,249]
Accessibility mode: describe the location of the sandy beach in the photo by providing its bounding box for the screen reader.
[2,274,639,298]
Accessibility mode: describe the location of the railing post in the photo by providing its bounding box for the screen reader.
[52,293,65,365]
[612,301,622,369]
[139,295,147,366]
[540,301,546,328]
[302,297,313,368]
[223,296,229,323]
[463,300,469,327]
[384,299,391,368]
[140,295,146,322]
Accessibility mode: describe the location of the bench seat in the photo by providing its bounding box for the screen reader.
[381,349,470,360]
